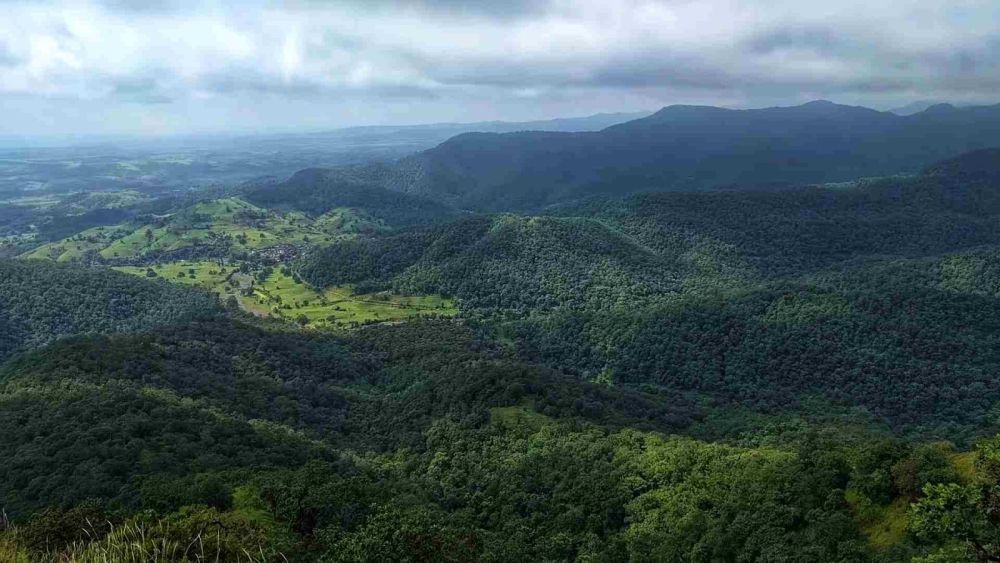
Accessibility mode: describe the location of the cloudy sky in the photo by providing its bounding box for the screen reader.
[1,0,998,138]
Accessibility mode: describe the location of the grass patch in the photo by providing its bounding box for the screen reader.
[951,450,979,483]
[116,259,457,329]
[251,267,457,328]
[490,406,551,431]
[846,490,910,550]
[116,260,233,291]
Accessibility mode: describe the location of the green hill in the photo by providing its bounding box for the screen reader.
[7,150,1000,560]
[286,101,1000,211]
[294,151,1000,442]
[244,168,456,226]
[299,157,1000,314]
[23,196,378,263]
[0,259,220,361]
[298,214,687,313]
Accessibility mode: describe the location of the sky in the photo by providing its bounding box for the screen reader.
[1,0,999,139]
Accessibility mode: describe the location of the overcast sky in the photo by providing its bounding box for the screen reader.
[1,0,998,138]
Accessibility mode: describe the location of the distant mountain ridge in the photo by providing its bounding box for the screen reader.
[298,148,1000,314]
[307,111,654,139]
[286,100,1000,212]
[888,100,951,116]
[924,147,1000,182]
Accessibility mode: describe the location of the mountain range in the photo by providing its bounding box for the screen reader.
[268,100,1000,212]
[7,101,1000,561]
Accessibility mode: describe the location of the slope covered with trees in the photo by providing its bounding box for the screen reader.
[299,156,1000,313]
[506,252,1000,442]
[8,144,1000,560]
[288,101,1000,211]
[244,167,456,226]
[0,259,219,361]
[298,214,682,313]
[3,314,982,561]
[291,152,1000,444]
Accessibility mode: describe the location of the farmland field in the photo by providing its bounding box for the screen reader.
[115,259,457,327]
[24,197,380,262]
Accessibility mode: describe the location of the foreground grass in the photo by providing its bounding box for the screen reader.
[1,509,283,563]
[845,446,981,551]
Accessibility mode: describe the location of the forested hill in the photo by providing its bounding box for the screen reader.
[0,259,220,360]
[297,214,683,313]
[299,150,1000,313]
[924,147,1000,183]
[8,154,1000,560]
[243,167,457,226]
[408,101,1000,209]
[565,163,1000,278]
[292,150,1000,443]
[288,101,1000,211]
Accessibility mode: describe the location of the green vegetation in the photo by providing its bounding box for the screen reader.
[114,260,457,327]
[0,259,219,361]
[249,265,455,327]
[98,198,323,260]
[24,197,379,264]
[9,148,1000,560]
[23,224,132,262]
[3,313,997,561]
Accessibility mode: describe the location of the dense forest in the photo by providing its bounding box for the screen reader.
[5,138,1000,560]
[0,259,219,361]
[244,168,457,227]
[289,153,1000,446]
[4,315,997,561]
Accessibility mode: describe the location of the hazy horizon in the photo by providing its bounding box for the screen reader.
[2,0,999,139]
[3,98,995,148]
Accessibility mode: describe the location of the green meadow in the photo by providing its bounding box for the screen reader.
[24,197,382,262]
[252,266,456,327]
[116,260,457,328]
[97,198,325,259]
[23,225,133,262]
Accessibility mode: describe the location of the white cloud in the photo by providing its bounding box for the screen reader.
[0,0,997,136]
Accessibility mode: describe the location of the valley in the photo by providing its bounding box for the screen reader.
[8,0,1000,557]
[4,105,1000,562]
